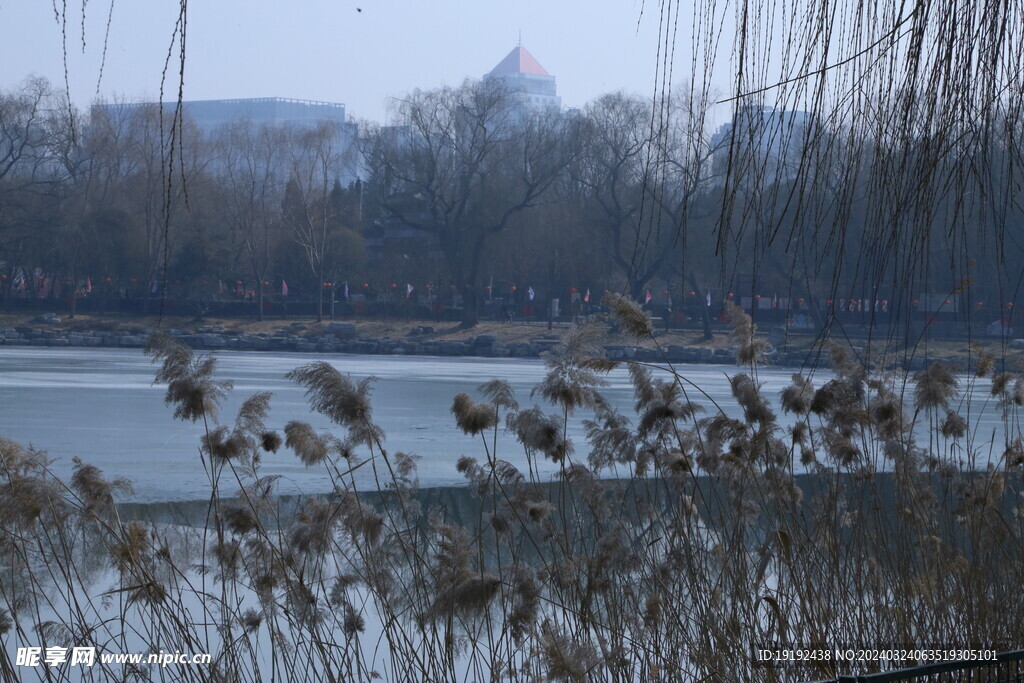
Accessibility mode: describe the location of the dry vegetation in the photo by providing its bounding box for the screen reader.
[1,300,1023,681]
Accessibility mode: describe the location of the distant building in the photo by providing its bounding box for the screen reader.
[93,96,358,183]
[710,105,814,180]
[94,96,348,132]
[483,46,561,111]
[163,97,348,133]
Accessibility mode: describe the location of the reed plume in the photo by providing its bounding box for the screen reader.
[145,333,231,422]
[603,292,653,338]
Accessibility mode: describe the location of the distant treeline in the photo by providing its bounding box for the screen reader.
[1,77,1022,331]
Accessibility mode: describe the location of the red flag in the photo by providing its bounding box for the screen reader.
[645,290,652,305]
[85,278,92,293]
[584,288,590,303]
[281,280,289,296]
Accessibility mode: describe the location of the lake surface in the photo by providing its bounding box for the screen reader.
[0,347,1009,502]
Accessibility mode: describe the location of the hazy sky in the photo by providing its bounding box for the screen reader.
[0,0,735,124]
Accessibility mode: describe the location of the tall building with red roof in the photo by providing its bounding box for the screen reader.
[483,46,561,110]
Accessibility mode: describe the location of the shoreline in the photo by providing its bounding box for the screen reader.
[1,317,1019,372]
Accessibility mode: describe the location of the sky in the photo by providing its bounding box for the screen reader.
[0,0,736,124]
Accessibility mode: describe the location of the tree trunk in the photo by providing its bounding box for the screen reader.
[257,286,264,322]
[687,273,714,341]
[316,264,324,323]
[800,271,826,331]
[68,270,77,319]
[460,286,479,328]
[629,279,646,303]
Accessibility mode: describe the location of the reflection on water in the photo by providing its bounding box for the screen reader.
[0,347,1007,502]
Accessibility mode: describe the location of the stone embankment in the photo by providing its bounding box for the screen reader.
[0,320,756,363]
[1,316,1013,371]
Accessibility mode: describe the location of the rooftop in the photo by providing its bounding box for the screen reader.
[488,46,550,77]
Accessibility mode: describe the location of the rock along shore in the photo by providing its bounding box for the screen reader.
[0,317,1002,372]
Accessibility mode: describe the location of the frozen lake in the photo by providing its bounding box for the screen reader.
[0,347,1008,502]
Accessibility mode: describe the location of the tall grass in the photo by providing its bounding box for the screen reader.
[1,302,1023,681]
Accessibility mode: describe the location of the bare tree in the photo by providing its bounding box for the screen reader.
[283,121,361,322]
[0,78,66,286]
[215,122,286,321]
[362,81,578,327]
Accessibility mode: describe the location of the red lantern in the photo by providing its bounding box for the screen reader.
[663,290,669,296]
[262,281,269,286]
[0,275,6,280]
[235,281,242,286]
[450,285,456,290]
[363,283,369,288]
[754,294,761,300]
[390,283,397,289]
[911,299,919,306]
[826,299,833,305]
[130,278,137,284]
[689,291,696,296]
[511,285,517,291]
[976,301,984,307]
[944,299,950,306]
[105,277,113,283]
[569,287,577,293]
[1009,302,1015,308]
[727,292,734,298]
[797,298,805,304]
